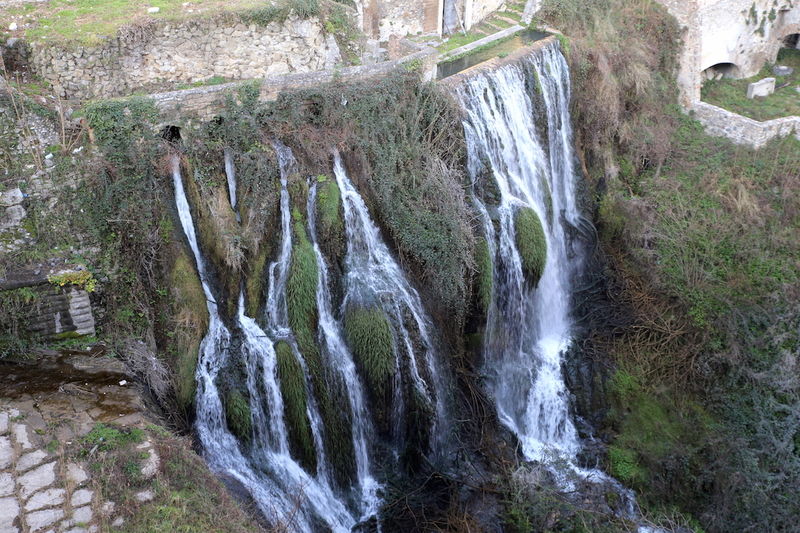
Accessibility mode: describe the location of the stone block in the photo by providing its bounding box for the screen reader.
[26,507,64,531]
[773,65,794,76]
[747,77,775,98]
[0,436,12,469]
[25,488,65,511]
[18,462,56,498]
[16,450,48,472]
[0,497,20,529]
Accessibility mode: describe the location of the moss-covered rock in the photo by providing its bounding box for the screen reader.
[224,389,252,442]
[275,340,316,472]
[315,175,345,264]
[514,207,547,285]
[474,238,493,313]
[286,206,356,487]
[169,249,209,411]
[344,307,396,401]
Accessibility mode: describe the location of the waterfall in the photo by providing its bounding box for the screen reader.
[457,43,623,490]
[172,152,357,532]
[307,181,381,520]
[333,152,448,455]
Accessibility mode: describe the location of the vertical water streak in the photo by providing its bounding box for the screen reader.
[307,182,381,520]
[332,152,447,453]
[458,45,582,463]
[173,152,356,532]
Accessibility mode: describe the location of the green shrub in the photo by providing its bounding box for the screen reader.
[224,390,252,442]
[474,238,493,313]
[287,212,320,362]
[275,340,316,471]
[344,307,396,400]
[241,0,320,26]
[170,250,209,411]
[608,445,645,484]
[514,207,547,284]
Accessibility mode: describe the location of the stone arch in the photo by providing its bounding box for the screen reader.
[701,62,741,81]
[160,125,182,143]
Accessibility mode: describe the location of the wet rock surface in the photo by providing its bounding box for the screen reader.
[0,350,156,532]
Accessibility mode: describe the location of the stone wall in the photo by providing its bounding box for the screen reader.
[654,0,800,104]
[691,101,800,148]
[0,268,97,341]
[464,0,506,30]
[149,47,439,128]
[27,15,340,100]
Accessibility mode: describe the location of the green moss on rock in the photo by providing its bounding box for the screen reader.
[285,207,356,487]
[514,207,547,284]
[170,250,209,411]
[315,175,345,263]
[474,238,493,313]
[344,307,396,400]
[224,390,252,442]
[275,340,316,472]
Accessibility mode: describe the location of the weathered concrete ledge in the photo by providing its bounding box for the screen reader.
[150,47,438,128]
[438,34,557,87]
[438,24,525,63]
[691,101,800,148]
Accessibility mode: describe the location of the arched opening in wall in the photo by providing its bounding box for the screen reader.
[783,33,800,50]
[702,63,740,81]
[160,125,181,144]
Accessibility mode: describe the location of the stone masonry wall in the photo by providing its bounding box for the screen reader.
[691,101,800,148]
[27,15,340,100]
[654,0,800,104]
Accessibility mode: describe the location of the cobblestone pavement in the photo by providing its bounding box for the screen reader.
[0,350,157,533]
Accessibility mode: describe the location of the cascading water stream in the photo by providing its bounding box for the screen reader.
[307,182,381,521]
[173,151,357,532]
[457,43,635,509]
[459,44,580,463]
[332,152,448,454]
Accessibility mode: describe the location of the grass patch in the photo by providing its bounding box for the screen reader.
[513,207,546,285]
[87,426,259,532]
[275,340,316,471]
[702,48,800,121]
[1,0,274,45]
[81,423,145,454]
[286,203,356,487]
[169,249,208,411]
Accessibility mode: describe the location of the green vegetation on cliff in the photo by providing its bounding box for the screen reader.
[275,340,316,471]
[513,207,547,285]
[224,389,252,442]
[474,238,493,313]
[344,307,396,401]
[265,72,475,326]
[541,0,800,530]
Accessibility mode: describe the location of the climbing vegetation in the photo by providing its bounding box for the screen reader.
[275,340,316,471]
[514,207,547,285]
[344,306,396,401]
[224,389,252,442]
